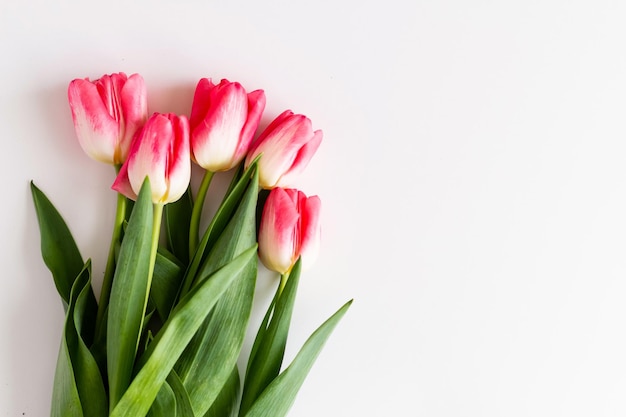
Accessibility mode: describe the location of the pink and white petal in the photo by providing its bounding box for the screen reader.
[299,195,322,269]
[200,83,248,171]
[164,116,191,203]
[68,79,119,163]
[237,89,266,158]
[254,116,310,187]
[119,74,148,161]
[275,129,323,187]
[189,78,215,131]
[259,188,300,273]
[111,162,138,200]
[127,115,171,200]
[246,110,295,163]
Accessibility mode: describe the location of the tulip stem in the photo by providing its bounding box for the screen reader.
[278,271,290,296]
[96,185,127,334]
[189,170,214,257]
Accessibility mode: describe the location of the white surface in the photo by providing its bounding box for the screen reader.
[3,0,626,416]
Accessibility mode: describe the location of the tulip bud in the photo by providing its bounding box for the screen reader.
[245,110,322,189]
[112,113,191,205]
[190,78,266,172]
[258,187,321,274]
[68,72,148,165]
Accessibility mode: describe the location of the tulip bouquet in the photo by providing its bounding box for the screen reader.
[31,72,351,417]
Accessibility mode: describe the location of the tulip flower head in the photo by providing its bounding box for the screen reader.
[258,187,321,274]
[112,113,191,205]
[68,72,148,165]
[190,78,266,172]
[245,110,322,189]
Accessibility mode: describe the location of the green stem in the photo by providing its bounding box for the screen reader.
[95,173,127,334]
[278,271,290,296]
[189,170,214,257]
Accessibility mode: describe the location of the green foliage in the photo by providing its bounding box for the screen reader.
[176,168,259,416]
[239,260,302,416]
[243,300,353,417]
[31,182,85,308]
[109,246,258,417]
[106,179,154,409]
[32,155,351,416]
[164,187,193,265]
[51,261,107,417]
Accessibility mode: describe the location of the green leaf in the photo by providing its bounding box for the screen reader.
[204,366,241,417]
[147,380,176,417]
[50,344,83,417]
[107,179,154,409]
[167,370,195,417]
[30,181,84,307]
[176,170,258,416]
[151,248,184,322]
[245,294,277,378]
[243,300,353,417]
[239,261,301,416]
[165,187,193,265]
[109,245,258,417]
[180,160,259,297]
[51,260,108,417]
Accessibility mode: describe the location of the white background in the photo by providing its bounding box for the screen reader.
[3,0,626,416]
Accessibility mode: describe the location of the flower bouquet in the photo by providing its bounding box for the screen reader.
[31,72,351,417]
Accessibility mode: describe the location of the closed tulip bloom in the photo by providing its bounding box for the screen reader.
[190,78,266,172]
[68,72,147,164]
[112,113,191,205]
[245,110,323,189]
[258,187,321,274]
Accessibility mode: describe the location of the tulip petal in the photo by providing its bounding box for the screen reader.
[253,114,310,187]
[164,115,191,203]
[298,195,321,269]
[189,78,215,133]
[246,110,322,189]
[119,74,148,162]
[237,89,266,159]
[127,115,171,202]
[276,129,323,188]
[68,79,119,164]
[259,188,300,274]
[68,73,148,165]
[111,162,138,200]
[193,82,248,171]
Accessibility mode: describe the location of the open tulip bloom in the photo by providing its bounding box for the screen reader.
[31,72,351,417]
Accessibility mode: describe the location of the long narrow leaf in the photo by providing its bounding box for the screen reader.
[245,293,277,378]
[239,260,301,416]
[176,169,258,416]
[31,181,84,307]
[51,261,107,417]
[165,187,193,265]
[167,370,195,417]
[109,245,258,417]
[151,248,184,321]
[204,366,241,417]
[243,300,353,417]
[50,344,83,417]
[180,160,259,297]
[107,179,154,409]
[147,380,176,417]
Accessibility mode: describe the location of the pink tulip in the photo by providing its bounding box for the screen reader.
[258,187,321,274]
[68,72,147,165]
[190,78,266,172]
[112,113,191,205]
[245,110,323,189]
